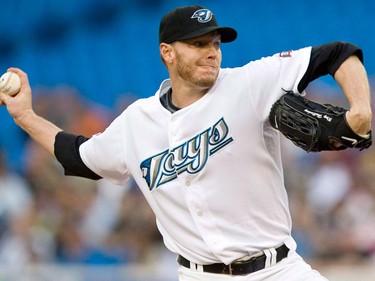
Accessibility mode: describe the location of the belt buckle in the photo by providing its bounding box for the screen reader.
[232,254,261,275]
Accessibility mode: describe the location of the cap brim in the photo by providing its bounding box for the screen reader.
[178,26,237,43]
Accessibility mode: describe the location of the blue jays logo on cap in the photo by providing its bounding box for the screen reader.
[191,9,213,23]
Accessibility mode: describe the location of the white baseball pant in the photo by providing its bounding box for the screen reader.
[177,238,329,281]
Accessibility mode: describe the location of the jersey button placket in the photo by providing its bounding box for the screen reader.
[184,180,204,218]
[169,115,179,144]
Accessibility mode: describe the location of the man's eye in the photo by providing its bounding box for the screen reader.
[193,41,205,47]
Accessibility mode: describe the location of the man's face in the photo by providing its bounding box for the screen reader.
[172,32,222,88]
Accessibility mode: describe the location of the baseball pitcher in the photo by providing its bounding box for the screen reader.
[0,5,372,281]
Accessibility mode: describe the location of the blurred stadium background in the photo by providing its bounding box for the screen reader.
[0,0,375,280]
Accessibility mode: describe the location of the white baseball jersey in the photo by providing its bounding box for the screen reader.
[79,46,312,265]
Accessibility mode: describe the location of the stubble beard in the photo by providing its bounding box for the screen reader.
[175,53,218,88]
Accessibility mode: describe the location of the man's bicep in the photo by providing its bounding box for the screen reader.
[54,131,102,180]
[298,41,363,92]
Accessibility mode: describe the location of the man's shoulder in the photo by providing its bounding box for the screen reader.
[127,95,158,110]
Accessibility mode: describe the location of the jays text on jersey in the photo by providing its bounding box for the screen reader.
[78,47,311,265]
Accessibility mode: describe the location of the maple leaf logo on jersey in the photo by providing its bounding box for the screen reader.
[140,118,233,191]
[191,9,213,23]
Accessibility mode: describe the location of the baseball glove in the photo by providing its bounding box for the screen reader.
[269,92,372,152]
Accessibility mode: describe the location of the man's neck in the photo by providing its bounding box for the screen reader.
[169,83,209,109]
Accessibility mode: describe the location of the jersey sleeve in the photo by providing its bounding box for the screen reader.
[246,46,312,121]
[54,131,102,180]
[79,112,130,185]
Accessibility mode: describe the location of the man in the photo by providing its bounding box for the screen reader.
[0,5,372,281]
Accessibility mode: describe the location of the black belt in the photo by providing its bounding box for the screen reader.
[177,243,289,276]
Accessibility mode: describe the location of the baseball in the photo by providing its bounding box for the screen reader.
[0,72,21,96]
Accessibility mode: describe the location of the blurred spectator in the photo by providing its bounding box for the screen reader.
[322,148,375,261]
[31,85,111,136]
[107,180,162,264]
[0,146,34,266]
[306,151,352,221]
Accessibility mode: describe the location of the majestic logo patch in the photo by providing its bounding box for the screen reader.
[191,9,213,23]
[140,118,233,191]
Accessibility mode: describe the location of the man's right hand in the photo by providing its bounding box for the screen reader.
[0,67,34,124]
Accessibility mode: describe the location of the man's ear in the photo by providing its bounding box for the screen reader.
[160,43,174,65]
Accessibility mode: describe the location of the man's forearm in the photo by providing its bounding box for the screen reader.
[334,55,372,135]
[15,110,63,156]
[0,68,63,156]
